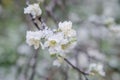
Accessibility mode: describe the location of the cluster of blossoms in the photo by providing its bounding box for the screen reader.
[26,21,77,66]
[24,3,105,76]
[24,3,77,66]
[88,63,105,76]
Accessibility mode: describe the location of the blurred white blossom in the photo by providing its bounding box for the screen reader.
[103,17,115,26]
[109,25,120,33]
[88,63,105,76]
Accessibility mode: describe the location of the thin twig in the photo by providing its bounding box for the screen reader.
[34,15,89,80]
[38,17,46,29]
[64,57,89,80]
[64,57,89,75]
[30,14,40,30]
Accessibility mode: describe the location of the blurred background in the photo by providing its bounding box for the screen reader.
[0,0,120,80]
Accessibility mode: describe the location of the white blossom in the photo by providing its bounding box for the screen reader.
[58,21,76,37]
[97,64,105,76]
[44,32,66,55]
[41,22,77,56]
[24,3,42,18]
[66,29,76,37]
[88,63,105,76]
[109,26,120,33]
[59,21,72,31]
[44,32,64,48]
[26,31,43,49]
[103,17,115,25]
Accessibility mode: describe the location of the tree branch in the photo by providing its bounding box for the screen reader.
[25,1,89,80]
[30,15,41,30]
[64,57,89,75]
